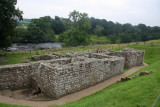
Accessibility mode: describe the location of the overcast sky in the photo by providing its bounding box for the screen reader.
[16,0,160,26]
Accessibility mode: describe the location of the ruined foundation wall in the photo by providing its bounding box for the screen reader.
[104,48,145,68]
[31,63,58,99]
[30,54,58,61]
[0,48,144,99]
[40,55,124,99]
[0,64,33,90]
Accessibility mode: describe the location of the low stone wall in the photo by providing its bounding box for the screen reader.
[0,64,33,90]
[30,53,74,61]
[104,48,145,68]
[33,54,124,99]
[30,54,58,61]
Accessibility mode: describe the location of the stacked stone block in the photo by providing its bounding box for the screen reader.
[104,48,145,68]
[0,48,145,99]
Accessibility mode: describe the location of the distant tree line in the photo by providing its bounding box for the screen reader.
[1,0,160,49]
[13,11,160,46]
[13,16,66,43]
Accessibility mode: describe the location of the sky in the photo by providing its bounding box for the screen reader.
[16,0,160,26]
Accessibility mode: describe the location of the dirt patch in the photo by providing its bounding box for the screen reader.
[1,88,52,101]
[0,63,148,107]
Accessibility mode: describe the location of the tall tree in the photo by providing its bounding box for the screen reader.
[12,27,27,43]
[51,16,66,34]
[137,24,148,41]
[0,0,23,49]
[61,10,91,46]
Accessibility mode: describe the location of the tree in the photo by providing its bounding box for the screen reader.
[94,25,104,39]
[0,0,23,49]
[25,16,55,43]
[51,16,66,34]
[137,24,148,41]
[61,10,91,46]
[12,27,27,43]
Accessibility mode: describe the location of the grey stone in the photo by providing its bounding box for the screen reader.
[0,48,145,99]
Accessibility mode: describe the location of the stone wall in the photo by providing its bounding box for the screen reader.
[30,54,58,61]
[0,48,144,99]
[104,48,145,68]
[33,54,124,99]
[0,64,33,90]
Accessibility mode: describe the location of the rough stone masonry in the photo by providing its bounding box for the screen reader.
[0,48,145,99]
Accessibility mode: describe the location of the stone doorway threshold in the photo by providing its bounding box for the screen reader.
[0,63,148,107]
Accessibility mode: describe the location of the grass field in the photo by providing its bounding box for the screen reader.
[90,35,111,44]
[0,42,160,107]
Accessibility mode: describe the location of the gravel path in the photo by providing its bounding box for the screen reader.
[0,63,148,107]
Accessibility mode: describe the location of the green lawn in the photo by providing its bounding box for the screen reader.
[0,53,40,65]
[0,45,160,107]
[0,103,29,107]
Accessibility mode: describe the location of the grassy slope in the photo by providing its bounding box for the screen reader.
[0,45,160,107]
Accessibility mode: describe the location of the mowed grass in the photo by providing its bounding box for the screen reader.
[0,103,29,107]
[0,45,160,107]
[0,53,39,65]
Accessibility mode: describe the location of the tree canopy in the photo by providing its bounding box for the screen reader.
[0,0,23,49]
[59,10,91,46]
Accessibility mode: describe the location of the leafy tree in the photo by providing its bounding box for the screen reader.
[12,27,27,43]
[94,25,104,39]
[119,32,132,43]
[137,24,148,41]
[26,23,44,43]
[25,16,55,43]
[0,0,23,49]
[61,10,91,46]
[51,16,66,34]
[108,35,121,44]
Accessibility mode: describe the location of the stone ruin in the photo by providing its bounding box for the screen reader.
[103,48,145,68]
[0,48,145,99]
